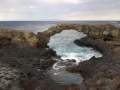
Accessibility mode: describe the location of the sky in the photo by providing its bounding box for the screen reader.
[0,0,120,20]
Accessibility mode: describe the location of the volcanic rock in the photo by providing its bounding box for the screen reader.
[0,29,39,48]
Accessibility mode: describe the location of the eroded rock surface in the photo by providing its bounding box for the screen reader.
[0,29,39,48]
[68,36,120,90]
[0,29,60,90]
[0,63,20,90]
[0,24,120,90]
[43,24,120,39]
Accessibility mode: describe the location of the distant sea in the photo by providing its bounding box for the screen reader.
[0,21,119,33]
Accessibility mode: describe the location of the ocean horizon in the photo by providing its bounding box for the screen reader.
[0,21,119,33]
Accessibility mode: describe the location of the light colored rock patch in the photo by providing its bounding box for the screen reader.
[0,63,19,89]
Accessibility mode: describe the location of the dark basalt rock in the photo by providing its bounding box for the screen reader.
[66,56,104,78]
[0,23,120,90]
[0,29,58,90]
[74,37,109,54]
[67,36,120,90]
[0,37,12,48]
[37,32,49,48]
[0,45,58,90]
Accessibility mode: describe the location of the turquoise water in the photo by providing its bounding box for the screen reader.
[48,30,102,64]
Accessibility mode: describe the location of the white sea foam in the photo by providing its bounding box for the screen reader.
[53,62,66,70]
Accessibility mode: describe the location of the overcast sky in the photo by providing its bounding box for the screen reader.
[0,0,120,20]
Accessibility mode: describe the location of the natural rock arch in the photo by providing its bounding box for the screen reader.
[43,24,120,39]
[37,24,120,48]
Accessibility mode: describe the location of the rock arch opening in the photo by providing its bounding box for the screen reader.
[47,29,102,85]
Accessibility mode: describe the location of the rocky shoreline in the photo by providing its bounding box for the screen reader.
[0,24,119,90]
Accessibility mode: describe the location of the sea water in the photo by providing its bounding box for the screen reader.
[48,30,102,85]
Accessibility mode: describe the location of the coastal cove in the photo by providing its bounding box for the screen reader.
[47,30,102,85]
[0,23,119,90]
